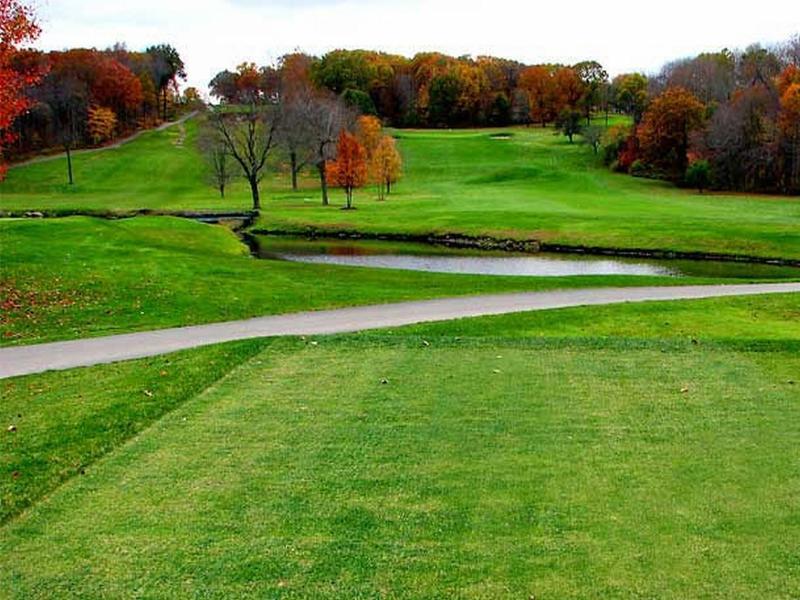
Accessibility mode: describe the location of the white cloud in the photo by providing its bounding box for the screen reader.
[34,0,800,94]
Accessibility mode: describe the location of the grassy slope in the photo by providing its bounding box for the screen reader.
[0,340,268,523]
[1,118,798,260]
[1,215,733,347]
[263,128,800,260]
[1,294,798,598]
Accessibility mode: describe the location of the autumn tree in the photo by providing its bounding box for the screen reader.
[778,80,800,192]
[91,58,143,125]
[0,0,43,179]
[274,53,316,191]
[356,115,382,157]
[637,87,705,177]
[706,84,779,191]
[210,104,278,210]
[209,70,238,103]
[518,66,556,126]
[87,106,117,144]
[370,135,402,200]
[327,130,367,209]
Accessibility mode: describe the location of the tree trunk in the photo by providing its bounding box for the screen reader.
[318,162,329,206]
[386,179,391,195]
[290,151,298,191]
[248,177,261,210]
[219,183,225,198]
[65,144,74,185]
[162,89,168,121]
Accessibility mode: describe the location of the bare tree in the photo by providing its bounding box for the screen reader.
[278,93,314,191]
[210,104,278,210]
[582,125,603,154]
[306,94,354,206]
[37,73,87,185]
[198,120,236,198]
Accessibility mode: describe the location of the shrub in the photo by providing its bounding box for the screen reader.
[601,124,630,166]
[685,159,711,193]
[629,160,647,177]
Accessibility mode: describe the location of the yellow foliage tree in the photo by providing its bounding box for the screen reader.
[356,115,382,158]
[370,135,402,200]
[87,106,117,145]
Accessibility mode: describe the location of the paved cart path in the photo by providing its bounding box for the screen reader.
[1,283,798,379]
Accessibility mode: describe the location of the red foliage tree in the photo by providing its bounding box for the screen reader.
[327,130,367,209]
[637,87,706,177]
[92,58,143,122]
[0,0,43,178]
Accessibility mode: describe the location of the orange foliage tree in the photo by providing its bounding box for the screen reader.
[637,87,706,177]
[0,0,43,179]
[779,79,800,191]
[370,135,402,200]
[327,130,367,209]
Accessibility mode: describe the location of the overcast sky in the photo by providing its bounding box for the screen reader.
[33,0,800,95]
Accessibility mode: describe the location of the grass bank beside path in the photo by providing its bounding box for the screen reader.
[0,339,268,524]
[1,294,798,597]
[0,215,737,347]
[1,116,798,261]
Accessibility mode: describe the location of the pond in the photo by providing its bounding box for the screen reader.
[252,236,800,280]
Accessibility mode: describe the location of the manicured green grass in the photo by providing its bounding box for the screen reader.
[2,215,714,346]
[0,340,268,523]
[1,294,798,597]
[0,119,223,212]
[261,127,800,260]
[2,117,798,259]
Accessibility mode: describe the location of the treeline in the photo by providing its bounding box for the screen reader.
[209,53,615,128]
[211,36,799,194]
[602,36,800,194]
[7,43,197,172]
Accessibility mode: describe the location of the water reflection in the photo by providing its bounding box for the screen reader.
[253,237,800,280]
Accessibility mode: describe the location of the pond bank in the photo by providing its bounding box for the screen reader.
[251,226,800,268]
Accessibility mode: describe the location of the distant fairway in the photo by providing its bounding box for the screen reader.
[2,117,798,260]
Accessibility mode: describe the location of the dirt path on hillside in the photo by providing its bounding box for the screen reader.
[7,111,199,170]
